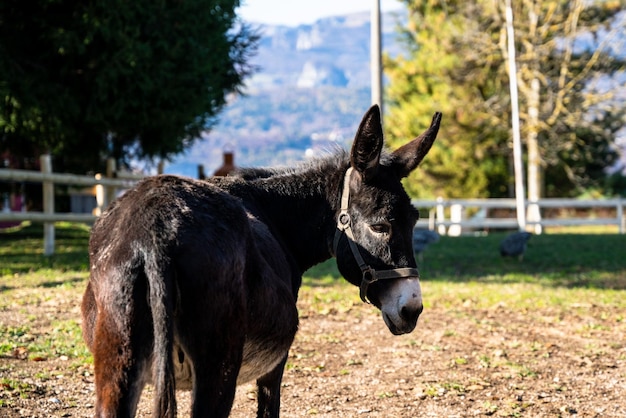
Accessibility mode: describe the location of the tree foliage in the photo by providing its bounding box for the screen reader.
[0,0,257,172]
[385,0,625,198]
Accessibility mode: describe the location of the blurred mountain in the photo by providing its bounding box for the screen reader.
[166,11,406,177]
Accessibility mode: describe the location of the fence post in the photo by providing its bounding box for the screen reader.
[448,203,463,237]
[436,197,446,235]
[618,198,624,234]
[105,158,116,206]
[94,174,104,216]
[527,200,542,235]
[40,154,55,256]
[428,207,436,231]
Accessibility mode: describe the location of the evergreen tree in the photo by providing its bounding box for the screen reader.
[0,0,257,172]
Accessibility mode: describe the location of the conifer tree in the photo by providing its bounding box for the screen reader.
[0,0,257,172]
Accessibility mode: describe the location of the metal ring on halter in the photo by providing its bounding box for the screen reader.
[333,167,420,304]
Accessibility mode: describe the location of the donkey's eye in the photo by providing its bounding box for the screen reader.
[370,223,391,234]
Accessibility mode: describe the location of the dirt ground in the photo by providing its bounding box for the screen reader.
[1,281,625,417]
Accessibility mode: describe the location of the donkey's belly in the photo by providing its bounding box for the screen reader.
[237,339,291,384]
[170,339,292,389]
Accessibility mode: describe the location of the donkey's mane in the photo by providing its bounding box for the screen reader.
[231,149,349,181]
[231,147,396,182]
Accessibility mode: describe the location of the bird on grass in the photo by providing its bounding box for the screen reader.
[413,229,440,263]
[500,231,532,260]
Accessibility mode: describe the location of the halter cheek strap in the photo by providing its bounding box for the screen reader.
[333,167,420,304]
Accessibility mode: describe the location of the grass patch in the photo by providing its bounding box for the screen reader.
[1,223,625,354]
[305,232,626,290]
[0,319,90,362]
[3,222,624,291]
[302,231,626,314]
[0,377,37,399]
[0,222,90,277]
[1,222,92,363]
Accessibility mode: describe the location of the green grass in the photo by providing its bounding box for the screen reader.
[302,230,626,313]
[0,319,90,361]
[0,222,90,277]
[1,222,625,316]
[0,222,92,362]
[3,222,624,288]
[306,232,626,290]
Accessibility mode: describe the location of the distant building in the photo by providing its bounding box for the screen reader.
[213,151,236,177]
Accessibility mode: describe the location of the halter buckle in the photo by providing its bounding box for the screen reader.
[362,267,376,284]
[359,267,377,303]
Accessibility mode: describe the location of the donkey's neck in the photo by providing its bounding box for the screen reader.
[257,170,345,272]
[221,161,346,273]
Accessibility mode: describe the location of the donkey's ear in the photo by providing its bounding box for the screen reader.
[350,105,384,181]
[391,112,442,178]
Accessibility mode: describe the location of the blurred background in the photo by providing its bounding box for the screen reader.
[1,0,625,233]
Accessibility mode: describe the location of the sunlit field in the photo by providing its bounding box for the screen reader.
[1,222,625,416]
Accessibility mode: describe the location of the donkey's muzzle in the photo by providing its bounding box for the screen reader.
[379,277,423,335]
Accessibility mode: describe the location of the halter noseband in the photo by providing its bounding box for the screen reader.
[333,167,420,304]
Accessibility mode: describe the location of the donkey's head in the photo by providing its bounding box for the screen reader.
[334,105,441,335]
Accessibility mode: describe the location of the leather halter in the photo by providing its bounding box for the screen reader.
[333,167,420,304]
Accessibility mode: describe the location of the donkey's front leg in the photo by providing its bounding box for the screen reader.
[256,356,288,418]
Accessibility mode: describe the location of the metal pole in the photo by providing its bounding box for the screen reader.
[504,0,526,231]
[40,154,55,256]
[371,0,383,117]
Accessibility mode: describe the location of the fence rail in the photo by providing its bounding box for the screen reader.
[0,155,144,254]
[2,160,624,254]
[412,197,625,235]
[0,168,138,188]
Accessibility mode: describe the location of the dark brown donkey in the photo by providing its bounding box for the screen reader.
[81,105,442,417]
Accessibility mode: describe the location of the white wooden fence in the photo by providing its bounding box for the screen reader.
[413,197,625,235]
[0,155,144,255]
[1,157,624,255]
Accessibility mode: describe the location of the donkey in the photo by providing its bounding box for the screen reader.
[81,104,442,417]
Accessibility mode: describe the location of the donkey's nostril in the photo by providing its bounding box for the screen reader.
[400,303,423,322]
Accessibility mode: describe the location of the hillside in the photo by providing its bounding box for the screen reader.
[166,11,406,177]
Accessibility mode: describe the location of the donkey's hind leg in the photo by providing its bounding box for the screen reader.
[91,278,155,417]
[256,355,288,418]
[176,314,246,418]
[174,272,247,417]
[188,344,244,418]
